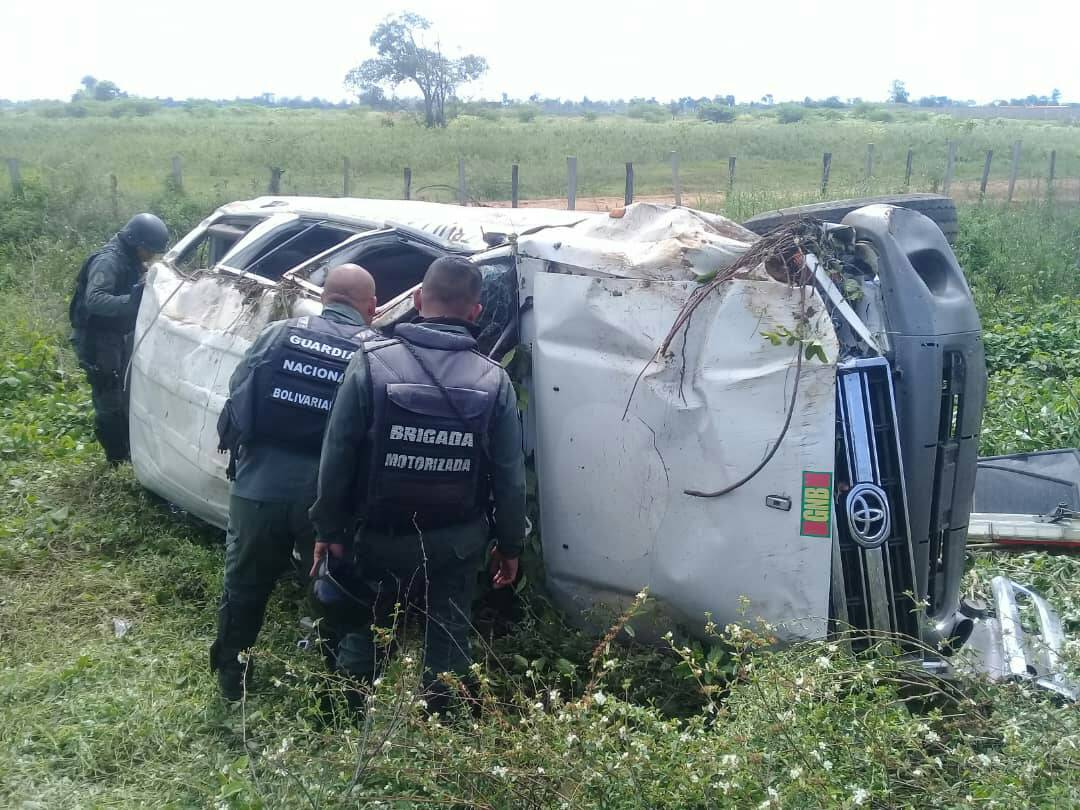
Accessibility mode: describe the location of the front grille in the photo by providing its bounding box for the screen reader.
[926,351,967,614]
[831,358,921,648]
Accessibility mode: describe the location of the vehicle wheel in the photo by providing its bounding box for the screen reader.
[741,194,958,243]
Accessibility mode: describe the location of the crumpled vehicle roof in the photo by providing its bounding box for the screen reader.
[211,196,597,251]
[518,203,759,281]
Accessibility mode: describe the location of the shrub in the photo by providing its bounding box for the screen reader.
[516,107,538,123]
[776,104,805,124]
[698,103,735,123]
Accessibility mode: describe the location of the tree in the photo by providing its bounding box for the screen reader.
[93,80,123,101]
[760,94,774,105]
[72,75,125,102]
[344,12,487,128]
[890,80,909,104]
[1052,88,1062,105]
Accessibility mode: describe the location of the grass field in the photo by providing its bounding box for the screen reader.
[1,111,1080,807]
[3,107,1080,217]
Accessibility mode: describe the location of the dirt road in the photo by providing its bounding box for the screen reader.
[482,178,1080,211]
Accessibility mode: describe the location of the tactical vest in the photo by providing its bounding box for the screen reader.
[248,315,373,451]
[365,323,502,528]
[68,238,140,334]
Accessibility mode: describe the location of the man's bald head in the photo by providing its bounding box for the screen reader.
[322,264,377,323]
[413,256,483,322]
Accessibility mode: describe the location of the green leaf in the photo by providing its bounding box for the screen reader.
[499,347,517,368]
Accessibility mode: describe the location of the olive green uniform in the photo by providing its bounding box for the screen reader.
[211,302,369,685]
[309,320,526,687]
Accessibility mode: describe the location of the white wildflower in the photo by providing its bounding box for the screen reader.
[690,773,700,783]
[913,768,923,777]
[491,766,509,779]
[827,643,839,654]
[533,702,545,712]
[537,767,545,775]
[525,669,535,678]
[975,753,992,768]
[823,760,833,771]
[402,655,414,665]
[618,725,628,740]
[851,786,870,806]
[592,691,607,706]
[720,754,739,769]
[549,689,561,704]
[566,733,579,745]
[679,732,692,743]
[372,677,383,688]
[789,766,803,780]
[816,656,832,670]
[925,730,941,744]
[795,674,805,687]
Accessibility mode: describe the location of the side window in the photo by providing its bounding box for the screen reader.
[225,221,356,280]
[306,239,443,303]
[175,220,261,271]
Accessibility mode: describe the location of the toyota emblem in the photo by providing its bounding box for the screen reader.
[846,483,891,549]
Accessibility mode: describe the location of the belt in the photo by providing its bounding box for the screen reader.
[362,510,482,536]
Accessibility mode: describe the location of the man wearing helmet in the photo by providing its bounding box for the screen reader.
[69,213,169,464]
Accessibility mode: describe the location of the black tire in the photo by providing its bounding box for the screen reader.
[741,194,958,244]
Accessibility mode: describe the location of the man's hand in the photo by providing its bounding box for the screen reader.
[489,548,519,589]
[310,541,346,577]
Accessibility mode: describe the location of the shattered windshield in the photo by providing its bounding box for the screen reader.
[474,257,517,356]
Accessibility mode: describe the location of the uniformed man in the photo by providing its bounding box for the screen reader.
[211,264,379,701]
[69,213,169,464]
[309,255,526,714]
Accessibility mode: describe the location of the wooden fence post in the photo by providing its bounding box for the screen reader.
[1048,150,1057,197]
[566,156,577,211]
[1007,140,1021,202]
[821,152,832,196]
[865,143,875,182]
[728,156,737,190]
[942,141,957,196]
[670,151,681,206]
[170,155,183,192]
[457,159,466,205]
[904,148,914,188]
[342,157,351,197]
[5,158,21,196]
[268,167,283,195]
[511,164,519,208]
[979,150,993,200]
[109,173,119,221]
[403,167,412,200]
[624,162,634,206]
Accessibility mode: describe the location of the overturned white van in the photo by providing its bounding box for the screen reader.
[130,196,1075,698]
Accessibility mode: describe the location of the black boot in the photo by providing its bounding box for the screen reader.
[210,642,254,702]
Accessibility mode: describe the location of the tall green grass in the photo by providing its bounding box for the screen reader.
[2,109,1079,218]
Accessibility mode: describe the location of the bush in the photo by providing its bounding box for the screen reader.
[698,103,735,123]
[627,102,667,123]
[776,104,805,124]
[516,107,538,123]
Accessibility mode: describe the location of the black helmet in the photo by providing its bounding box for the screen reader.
[119,213,169,254]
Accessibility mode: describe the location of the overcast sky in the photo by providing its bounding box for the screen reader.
[3,0,1076,104]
